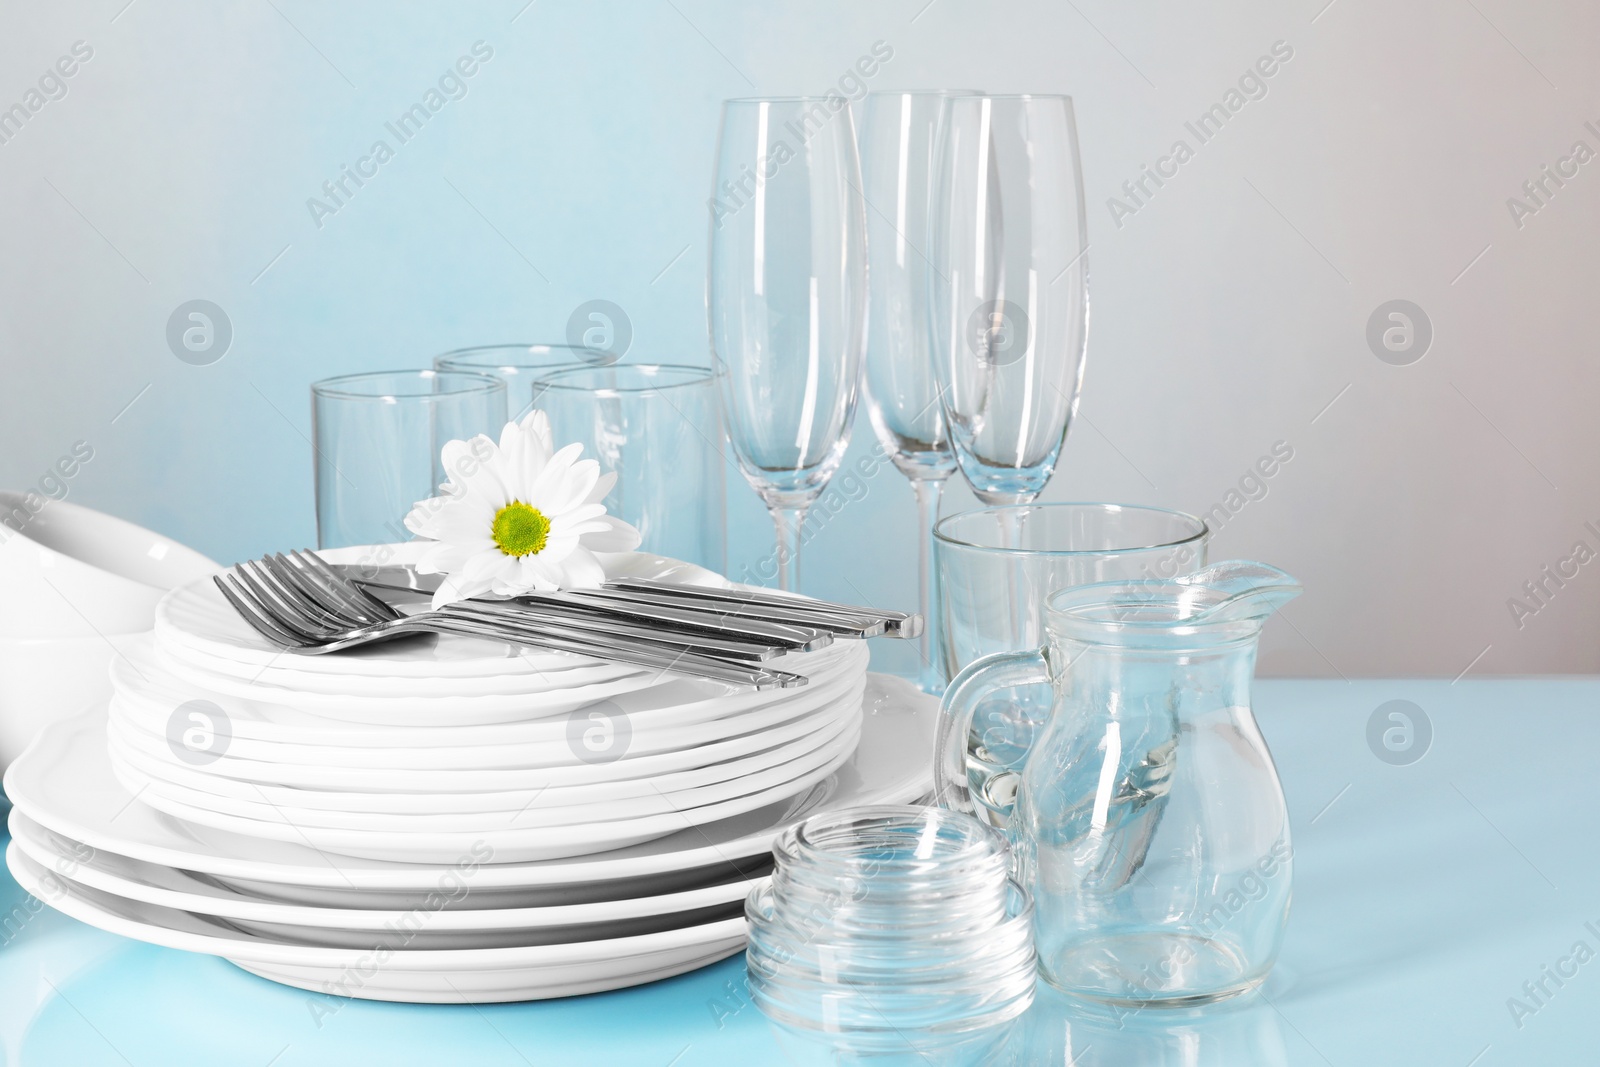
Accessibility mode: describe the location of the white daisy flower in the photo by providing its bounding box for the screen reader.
[403,410,640,609]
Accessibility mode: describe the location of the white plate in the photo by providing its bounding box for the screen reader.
[10,817,758,945]
[5,674,935,892]
[108,636,865,758]
[154,545,726,680]
[115,712,863,862]
[144,633,856,730]
[103,678,862,813]
[106,692,860,833]
[8,846,746,1003]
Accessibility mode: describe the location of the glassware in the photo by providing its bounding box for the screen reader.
[434,344,601,419]
[1006,983,1293,1066]
[708,96,867,592]
[310,370,506,550]
[928,94,1089,504]
[935,503,1209,797]
[935,562,1302,1006]
[745,805,1035,1057]
[858,90,971,692]
[530,363,727,574]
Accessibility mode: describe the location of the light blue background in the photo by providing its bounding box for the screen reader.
[2,0,1597,676]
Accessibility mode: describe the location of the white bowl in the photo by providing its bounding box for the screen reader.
[0,632,138,770]
[0,493,220,638]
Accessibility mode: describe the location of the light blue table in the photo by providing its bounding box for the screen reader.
[0,679,1592,1065]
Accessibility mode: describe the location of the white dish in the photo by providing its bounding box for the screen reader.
[104,678,861,812]
[0,632,138,769]
[5,673,936,891]
[8,845,746,1003]
[9,808,771,911]
[10,817,757,944]
[110,632,863,753]
[107,694,858,832]
[0,493,220,638]
[117,712,863,862]
[107,673,852,779]
[157,638,855,723]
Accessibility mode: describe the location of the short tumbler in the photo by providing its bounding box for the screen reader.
[311,370,506,550]
[934,504,1210,814]
[532,364,726,573]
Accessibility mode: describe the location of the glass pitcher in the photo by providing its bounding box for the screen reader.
[934,561,1301,1007]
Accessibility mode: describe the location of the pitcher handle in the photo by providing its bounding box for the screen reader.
[933,648,1050,817]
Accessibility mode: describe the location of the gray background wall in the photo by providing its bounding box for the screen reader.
[0,0,1594,677]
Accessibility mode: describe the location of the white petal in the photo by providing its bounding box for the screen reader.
[523,409,555,454]
[537,537,581,566]
[404,498,447,539]
[577,515,641,552]
[558,547,606,589]
[584,470,618,506]
[498,553,561,592]
[415,539,487,576]
[438,436,493,492]
[544,457,601,516]
[461,548,518,583]
[430,573,495,610]
[553,503,607,527]
[504,410,555,497]
[525,444,584,507]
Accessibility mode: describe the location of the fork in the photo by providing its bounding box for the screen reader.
[215,551,808,689]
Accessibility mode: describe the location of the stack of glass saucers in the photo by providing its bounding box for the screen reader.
[745,805,1036,1054]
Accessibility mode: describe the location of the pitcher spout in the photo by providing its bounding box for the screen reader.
[1045,559,1302,647]
[1171,560,1303,624]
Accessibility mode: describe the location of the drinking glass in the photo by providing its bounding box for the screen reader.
[708,97,867,591]
[311,370,506,549]
[531,363,726,574]
[934,504,1209,818]
[434,344,601,419]
[858,90,971,691]
[928,94,1089,504]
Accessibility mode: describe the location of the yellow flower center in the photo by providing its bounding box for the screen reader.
[491,501,551,557]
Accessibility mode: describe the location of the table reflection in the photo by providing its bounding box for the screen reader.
[760,981,1291,1066]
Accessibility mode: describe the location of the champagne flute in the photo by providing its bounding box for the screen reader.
[708,97,868,592]
[928,94,1089,504]
[858,90,972,691]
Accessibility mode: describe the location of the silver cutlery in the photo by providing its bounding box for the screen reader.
[330,564,920,640]
[216,552,808,689]
[606,578,922,638]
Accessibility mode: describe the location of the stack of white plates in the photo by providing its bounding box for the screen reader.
[3,547,938,1002]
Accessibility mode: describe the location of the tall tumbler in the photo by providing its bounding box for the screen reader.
[935,503,1209,818]
[532,364,726,574]
[434,344,604,419]
[311,370,506,549]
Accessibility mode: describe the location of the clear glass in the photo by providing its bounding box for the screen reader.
[708,96,867,591]
[434,344,601,420]
[934,503,1209,798]
[935,562,1302,1007]
[928,94,1089,504]
[1001,983,1294,1066]
[530,363,727,574]
[858,90,972,692]
[746,805,1035,1056]
[310,370,506,550]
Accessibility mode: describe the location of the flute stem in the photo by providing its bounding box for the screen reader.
[911,475,949,692]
